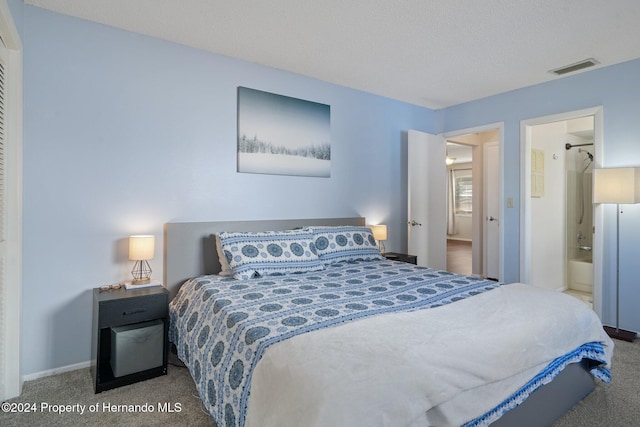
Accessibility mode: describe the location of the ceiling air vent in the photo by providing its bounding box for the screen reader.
[549,58,599,75]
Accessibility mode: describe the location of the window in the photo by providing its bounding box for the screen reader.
[454,172,472,214]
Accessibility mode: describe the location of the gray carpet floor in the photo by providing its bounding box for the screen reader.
[553,338,640,427]
[1,353,215,427]
[2,339,638,426]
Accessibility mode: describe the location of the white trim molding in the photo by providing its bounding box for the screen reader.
[0,0,23,401]
[22,361,91,383]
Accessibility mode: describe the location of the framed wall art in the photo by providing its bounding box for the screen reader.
[237,87,331,177]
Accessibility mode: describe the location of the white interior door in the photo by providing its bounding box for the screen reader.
[483,142,500,279]
[408,130,446,269]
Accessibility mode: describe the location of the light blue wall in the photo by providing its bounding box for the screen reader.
[441,58,640,333]
[6,0,21,35]
[21,6,436,375]
[17,3,640,376]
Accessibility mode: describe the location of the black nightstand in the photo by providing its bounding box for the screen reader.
[383,252,418,265]
[91,285,169,393]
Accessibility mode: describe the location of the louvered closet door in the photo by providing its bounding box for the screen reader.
[0,43,7,400]
[0,3,21,400]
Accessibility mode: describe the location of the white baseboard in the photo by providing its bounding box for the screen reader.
[23,360,90,382]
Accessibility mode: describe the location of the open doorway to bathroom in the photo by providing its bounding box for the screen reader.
[522,107,603,315]
[564,119,595,307]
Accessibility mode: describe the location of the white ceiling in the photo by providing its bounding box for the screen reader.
[25,0,640,109]
[446,143,473,165]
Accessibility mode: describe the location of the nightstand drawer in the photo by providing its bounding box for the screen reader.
[99,294,167,327]
[383,252,417,265]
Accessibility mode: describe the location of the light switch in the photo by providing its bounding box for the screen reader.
[507,197,514,208]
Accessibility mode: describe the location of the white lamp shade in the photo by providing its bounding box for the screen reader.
[370,225,387,241]
[593,168,640,204]
[129,235,155,261]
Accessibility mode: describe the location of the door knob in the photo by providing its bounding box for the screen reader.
[408,220,422,227]
[487,216,497,222]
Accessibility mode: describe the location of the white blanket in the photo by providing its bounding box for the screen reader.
[245,283,613,427]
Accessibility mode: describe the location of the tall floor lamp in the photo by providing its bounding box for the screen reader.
[593,167,640,342]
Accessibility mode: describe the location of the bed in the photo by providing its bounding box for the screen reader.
[164,217,613,427]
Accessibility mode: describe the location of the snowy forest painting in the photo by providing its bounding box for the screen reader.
[237,87,331,177]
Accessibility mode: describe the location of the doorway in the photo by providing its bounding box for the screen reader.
[521,107,604,318]
[445,142,473,275]
[444,126,502,279]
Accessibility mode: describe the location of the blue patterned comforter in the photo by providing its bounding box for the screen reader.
[169,260,502,426]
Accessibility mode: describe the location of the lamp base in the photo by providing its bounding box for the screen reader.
[131,278,151,285]
[603,326,636,342]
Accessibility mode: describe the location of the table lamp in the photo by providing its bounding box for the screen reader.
[129,235,154,284]
[370,224,387,253]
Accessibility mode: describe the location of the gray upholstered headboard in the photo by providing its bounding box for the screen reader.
[163,217,366,299]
